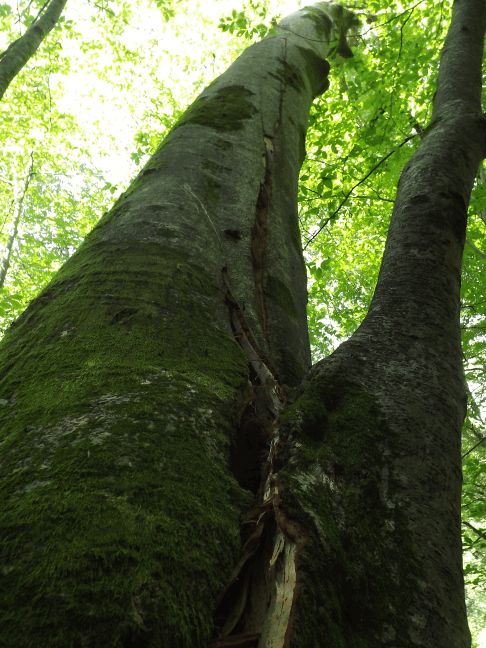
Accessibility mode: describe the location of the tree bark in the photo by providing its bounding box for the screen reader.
[0,0,68,101]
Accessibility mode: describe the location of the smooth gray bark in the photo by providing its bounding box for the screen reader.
[0,0,482,646]
[0,0,67,100]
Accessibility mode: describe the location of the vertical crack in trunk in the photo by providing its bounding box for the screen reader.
[213,278,307,648]
[251,136,274,339]
[214,46,309,641]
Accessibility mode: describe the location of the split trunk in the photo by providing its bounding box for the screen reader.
[0,2,484,647]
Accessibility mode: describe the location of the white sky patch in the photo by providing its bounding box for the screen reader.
[478,628,486,648]
[1,0,305,189]
[54,0,304,186]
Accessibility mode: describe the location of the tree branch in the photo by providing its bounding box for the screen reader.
[462,437,486,459]
[465,238,486,260]
[462,520,486,542]
[0,0,68,100]
[303,134,416,249]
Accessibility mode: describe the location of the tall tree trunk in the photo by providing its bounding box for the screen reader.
[0,5,354,647]
[0,0,67,100]
[280,1,486,646]
[0,155,34,288]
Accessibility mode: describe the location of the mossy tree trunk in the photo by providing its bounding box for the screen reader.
[0,4,348,646]
[0,2,483,648]
[279,1,486,647]
[0,0,68,101]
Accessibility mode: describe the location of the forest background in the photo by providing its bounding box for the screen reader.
[0,0,484,643]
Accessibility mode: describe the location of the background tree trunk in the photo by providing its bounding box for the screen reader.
[0,0,68,100]
[0,154,34,288]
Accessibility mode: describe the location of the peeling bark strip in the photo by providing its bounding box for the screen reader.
[251,137,273,337]
[215,280,306,647]
[220,267,301,646]
[0,0,68,100]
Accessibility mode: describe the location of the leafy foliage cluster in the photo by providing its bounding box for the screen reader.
[218,0,277,40]
[0,0,484,643]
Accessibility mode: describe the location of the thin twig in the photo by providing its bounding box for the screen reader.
[352,193,395,203]
[462,437,486,459]
[465,239,486,260]
[303,134,416,249]
[397,6,415,63]
[462,520,486,543]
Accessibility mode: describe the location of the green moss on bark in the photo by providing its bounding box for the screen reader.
[0,223,251,645]
[279,377,418,647]
[176,85,257,132]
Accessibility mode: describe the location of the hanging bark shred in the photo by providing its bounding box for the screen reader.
[216,238,308,647]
